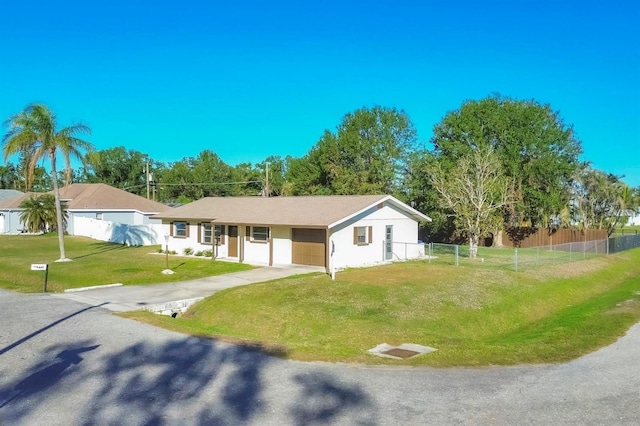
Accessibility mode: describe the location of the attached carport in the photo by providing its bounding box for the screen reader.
[291,228,326,267]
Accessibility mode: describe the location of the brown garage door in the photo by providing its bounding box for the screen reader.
[292,228,326,267]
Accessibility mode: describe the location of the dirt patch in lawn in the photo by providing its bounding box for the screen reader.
[533,256,610,279]
[606,299,640,315]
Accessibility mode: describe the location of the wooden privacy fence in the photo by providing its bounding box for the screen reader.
[501,228,608,248]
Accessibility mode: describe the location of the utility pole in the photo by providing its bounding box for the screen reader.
[264,162,270,197]
[145,161,150,199]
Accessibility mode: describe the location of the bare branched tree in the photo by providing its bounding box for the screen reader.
[428,146,511,257]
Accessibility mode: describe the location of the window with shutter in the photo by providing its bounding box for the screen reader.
[353,226,371,245]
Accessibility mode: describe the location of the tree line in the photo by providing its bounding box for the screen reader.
[3,96,639,255]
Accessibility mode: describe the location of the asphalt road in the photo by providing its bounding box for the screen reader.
[1,289,638,425]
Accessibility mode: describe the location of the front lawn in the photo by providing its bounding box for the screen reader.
[124,248,640,366]
[0,234,252,292]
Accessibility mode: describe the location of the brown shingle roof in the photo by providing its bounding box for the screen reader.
[60,183,171,212]
[0,184,171,213]
[153,195,430,227]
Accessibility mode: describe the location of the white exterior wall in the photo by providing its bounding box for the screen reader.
[0,210,25,233]
[73,216,163,245]
[67,210,141,235]
[272,226,292,265]
[244,238,270,264]
[330,203,421,269]
[627,213,640,226]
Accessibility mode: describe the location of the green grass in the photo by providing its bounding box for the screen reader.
[124,248,640,366]
[0,234,252,292]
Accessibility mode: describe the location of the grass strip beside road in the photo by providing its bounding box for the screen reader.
[124,248,640,367]
[0,234,252,292]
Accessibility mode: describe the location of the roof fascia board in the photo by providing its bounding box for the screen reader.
[327,195,431,229]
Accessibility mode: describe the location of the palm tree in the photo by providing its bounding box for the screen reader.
[19,194,68,233]
[19,195,48,233]
[2,104,93,261]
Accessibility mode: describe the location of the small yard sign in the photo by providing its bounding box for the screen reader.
[30,263,49,292]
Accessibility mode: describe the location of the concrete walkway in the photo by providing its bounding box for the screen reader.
[52,264,324,312]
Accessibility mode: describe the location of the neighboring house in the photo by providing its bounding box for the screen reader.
[0,190,25,234]
[153,195,431,272]
[627,212,640,226]
[0,184,171,245]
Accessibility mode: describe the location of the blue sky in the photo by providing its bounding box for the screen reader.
[1,0,639,186]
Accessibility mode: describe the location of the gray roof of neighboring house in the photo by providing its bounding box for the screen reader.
[0,184,171,213]
[153,195,431,228]
[0,192,33,209]
[0,189,24,201]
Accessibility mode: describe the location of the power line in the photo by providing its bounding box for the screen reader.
[122,180,263,191]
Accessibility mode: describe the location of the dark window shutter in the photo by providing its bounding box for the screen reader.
[353,227,358,245]
[246,226,250,241]
[368,226,372,244]
[197,223,202,243]
[170,222,174,236]
[186,222,190,238]
[221,225,226,244]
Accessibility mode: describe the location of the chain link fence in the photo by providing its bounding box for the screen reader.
[390,234,640,271]
[608,234,640,254]
[424,240,608,271]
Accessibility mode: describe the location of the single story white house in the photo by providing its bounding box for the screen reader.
[626,212,640,226]
[153,195,431,272]
[0,183,171,245]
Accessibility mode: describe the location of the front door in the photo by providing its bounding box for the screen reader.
[385,225,393,260]
[228,226,238,257]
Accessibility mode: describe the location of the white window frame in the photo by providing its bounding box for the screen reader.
[354,226,372,245]
[356,226,368,244]
[201,223,212,244]
[251,226,269,242]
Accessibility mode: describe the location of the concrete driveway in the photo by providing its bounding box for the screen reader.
[52,264,324,312]
[1,288,639,425]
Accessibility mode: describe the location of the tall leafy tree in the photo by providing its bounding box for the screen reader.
[256,155,289,196]
[82,146,156,196]
[430,95,582,229]
[158,150,235,202]
[2,104,93,261]
[288,106,418,196]
[231,162,263,196]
